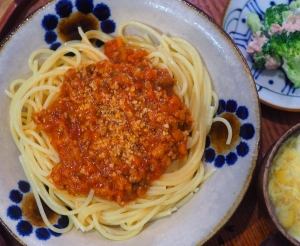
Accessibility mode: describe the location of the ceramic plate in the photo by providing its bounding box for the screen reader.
[223,0,300,111]
[0,0,260,245]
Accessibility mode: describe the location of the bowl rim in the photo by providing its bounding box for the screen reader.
[262,122,300,246]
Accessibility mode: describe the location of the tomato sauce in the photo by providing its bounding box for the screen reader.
[33,37,193,205]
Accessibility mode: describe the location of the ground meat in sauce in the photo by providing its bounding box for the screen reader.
[32,37,193,205]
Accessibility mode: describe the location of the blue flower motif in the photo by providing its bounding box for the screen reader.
[17,220,33,237]
[6,180,68,241]
[9,190,23,204]
[205,99,255,168]
[42,14,59,30]
[7,205,22,220]
[41,0,116,50]
[36,228,51,240]
[56,0,73,18]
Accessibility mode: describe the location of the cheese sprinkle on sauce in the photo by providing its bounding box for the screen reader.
[33,37,193,205]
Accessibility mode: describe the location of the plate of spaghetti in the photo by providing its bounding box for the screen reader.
[0,0,260,245]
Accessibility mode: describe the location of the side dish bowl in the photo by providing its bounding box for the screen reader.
[258,123,300,246]
[0,0,261,245]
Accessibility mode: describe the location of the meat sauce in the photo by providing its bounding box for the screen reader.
[33,37,193,205]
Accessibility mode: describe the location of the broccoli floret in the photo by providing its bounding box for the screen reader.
[247,12,262,34]
[263,4,290,32]
[252,53,266,69]
[290,0,300,11]
[264,31,300,88]
[282,58,300,88]
[252,52,281,70]
[262,32,289,55]
[266,31,300,58]
[282,10,293,21]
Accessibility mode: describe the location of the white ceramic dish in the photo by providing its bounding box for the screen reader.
[0,0,260,245]
[223,0,300,111]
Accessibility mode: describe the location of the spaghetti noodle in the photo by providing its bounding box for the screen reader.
[6,20,232,240]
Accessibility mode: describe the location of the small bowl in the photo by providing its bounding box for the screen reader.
[258,123,300,246]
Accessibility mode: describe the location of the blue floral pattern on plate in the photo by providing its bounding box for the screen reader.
[205,99,255,168]
[6,180,69,241]
[41,0,116,50]
[223,0,300,111]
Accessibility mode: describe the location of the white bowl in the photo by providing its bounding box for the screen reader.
[0,0,261,245]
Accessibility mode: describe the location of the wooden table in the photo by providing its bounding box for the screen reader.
[1,0,299,245]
